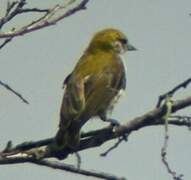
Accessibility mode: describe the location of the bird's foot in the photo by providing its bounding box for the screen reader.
[107,119,128,141]
[121,133,128,141]
[107,118,120,126]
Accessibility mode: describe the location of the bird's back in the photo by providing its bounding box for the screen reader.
[61,50,126,128]
[54,28,136,150]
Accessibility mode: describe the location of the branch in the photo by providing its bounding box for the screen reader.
[161,98,183,180]
[100,137,125,157]
[1,96,191,159]
[0,38,12,49]
[0,96,191,179]
[0,0,27,29]
[31,159,125,180]
[0,80,29,104]
[76,96,191,156]
[0,156,125,180]
[17,8,49,13]
[156,77,191,107]
[0,0,90,39]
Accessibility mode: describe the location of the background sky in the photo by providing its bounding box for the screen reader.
[0,0,191,179]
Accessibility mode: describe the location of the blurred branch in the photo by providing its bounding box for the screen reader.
[0,0,90,39]
[0,0,27,29]
[1,95,191,159]
[2,112,191,158]
[0,71,190,179]
[17,8,50,14]
[100,137,125,157]
[31,159,125,180]
[0,80,29,104]
[0,156,124,180]
[161,98,183,180]
[161,123,184,180]
[0,95,191,179]
[0,38,12,49]
[156,77,191,107]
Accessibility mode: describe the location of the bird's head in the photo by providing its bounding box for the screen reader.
[88,28,137,54]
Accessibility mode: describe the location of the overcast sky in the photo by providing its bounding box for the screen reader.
[1,0,191,180]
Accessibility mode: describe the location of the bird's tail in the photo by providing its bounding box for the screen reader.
[53,121,81,151]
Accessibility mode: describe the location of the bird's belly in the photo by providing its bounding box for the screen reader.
[107,89,124,114]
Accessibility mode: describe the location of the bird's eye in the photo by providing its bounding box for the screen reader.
[119,38,128,45]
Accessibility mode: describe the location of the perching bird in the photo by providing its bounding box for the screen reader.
[54,28,136,151]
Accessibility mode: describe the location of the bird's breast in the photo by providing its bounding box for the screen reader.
[107,89,124,114]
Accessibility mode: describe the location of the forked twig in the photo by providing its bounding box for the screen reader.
[157,77,191,108]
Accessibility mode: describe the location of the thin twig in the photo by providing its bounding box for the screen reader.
[0,0,90,38]
[18,8,49,14]
[170,115,191,130]
[0,38,12,49]
[5,1,18,16]
[0,155,125,180]
[161,117,183,180]
[156,77,191,108]
[171,115,191,120]
[0,80,29,104]
[26,158,127,180]
[0,0,27,29]
[31,159,125,180]
[100,137,124,157]
[100,130,128,157]
[160,97,184,180]
[74,152,82,169]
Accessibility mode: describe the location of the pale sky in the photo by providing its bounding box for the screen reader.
[1,0,191,180]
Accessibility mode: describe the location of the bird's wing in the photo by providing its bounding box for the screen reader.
[56,74,86,147]
[81,69,125,120]
[60,64,125,126]
[62,73,72,88]
[60,74,86,126]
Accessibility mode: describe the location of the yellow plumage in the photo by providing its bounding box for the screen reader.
[53,28,136,150]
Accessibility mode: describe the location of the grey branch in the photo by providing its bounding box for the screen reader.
[0,0,27,29]
[31,159,125,180]
[156,77,191,107]
[0,38,12,49]
[0,0,90,39]
[0,156,125,180]
[1,95,191,159]
[0,96,191,179]
[0,80,29,104]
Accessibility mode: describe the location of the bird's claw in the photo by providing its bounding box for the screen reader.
[107,118,120,127]
[121,133,128,141]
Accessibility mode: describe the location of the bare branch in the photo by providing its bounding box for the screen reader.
[31,159,125,180]
[0,95,191,179]
[0,80,29,104]
[1,95,191,160]
[74,152,82,169]
[161,119,184,180]
[0,38,12,49]
[0,156,125,180]
[100,137,125,157]
[0,0,90,39]
[157,77,191,107]
[17,8,50,14]
[5,1,18,16]
[0,0,27,29]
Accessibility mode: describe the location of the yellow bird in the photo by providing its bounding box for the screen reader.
[54,28,136,151]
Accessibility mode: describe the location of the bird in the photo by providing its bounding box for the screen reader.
[52,28,136,152]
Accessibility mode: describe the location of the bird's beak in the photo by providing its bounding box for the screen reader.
[127,43,137,51]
